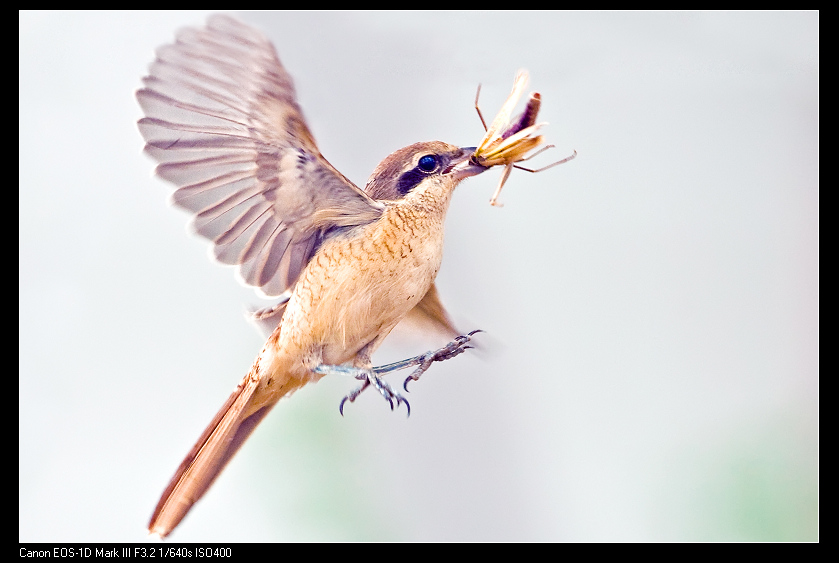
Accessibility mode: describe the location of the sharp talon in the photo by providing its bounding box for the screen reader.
[392,393,411,416]
[339,396,349,416]
[403,373,420,392]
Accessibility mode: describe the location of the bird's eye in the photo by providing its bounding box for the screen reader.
[395,154,442,195]
[418,155,439,173]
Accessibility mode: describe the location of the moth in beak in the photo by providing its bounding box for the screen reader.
[470,70,576,206]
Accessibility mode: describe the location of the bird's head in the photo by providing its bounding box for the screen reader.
[364,141,488,202]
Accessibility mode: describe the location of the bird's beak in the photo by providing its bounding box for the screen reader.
[446,146,489,180]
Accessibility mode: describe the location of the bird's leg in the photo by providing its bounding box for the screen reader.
[313,330,482,416]
[362,330,481,388]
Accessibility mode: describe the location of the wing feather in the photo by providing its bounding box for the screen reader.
[137,14,383,298]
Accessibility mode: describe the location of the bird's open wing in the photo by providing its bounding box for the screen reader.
[137,15,383,298]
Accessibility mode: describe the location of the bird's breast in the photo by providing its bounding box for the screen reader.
[277,204,447,372]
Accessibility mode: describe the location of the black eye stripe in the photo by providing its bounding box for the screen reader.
[396,168,427,195]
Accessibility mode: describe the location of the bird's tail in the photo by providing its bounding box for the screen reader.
[148,358,301,538]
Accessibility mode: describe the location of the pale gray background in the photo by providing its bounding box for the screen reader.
[19,11,818,541]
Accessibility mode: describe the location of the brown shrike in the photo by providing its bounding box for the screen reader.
[138,15,494,538]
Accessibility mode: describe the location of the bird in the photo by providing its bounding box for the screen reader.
[136,15,492,538]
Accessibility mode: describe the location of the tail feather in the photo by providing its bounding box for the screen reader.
[148,367,278,538]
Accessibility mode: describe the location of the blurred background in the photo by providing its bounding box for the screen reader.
[19,11,818,541]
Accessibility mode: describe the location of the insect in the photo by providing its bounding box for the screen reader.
[471,70,577,206]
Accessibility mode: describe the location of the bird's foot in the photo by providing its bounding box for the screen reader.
[400,330,482,391]
[314,330,481,416]
[339,369,410,417]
